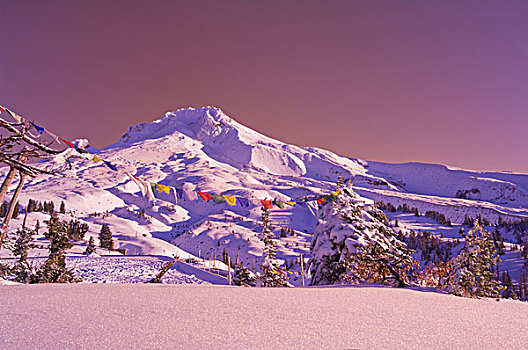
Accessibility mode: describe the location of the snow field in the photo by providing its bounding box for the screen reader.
[1,284,528,349]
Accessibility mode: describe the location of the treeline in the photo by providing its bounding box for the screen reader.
[0,199,67,219]
[375,201,452,226]
[398,230,455,264]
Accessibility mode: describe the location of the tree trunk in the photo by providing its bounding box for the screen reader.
[0,172,27,246]
[0,166,18,204]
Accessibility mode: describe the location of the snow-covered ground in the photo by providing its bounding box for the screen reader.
[1,284,527,349]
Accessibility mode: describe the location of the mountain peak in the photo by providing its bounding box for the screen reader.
[117,106,232,145]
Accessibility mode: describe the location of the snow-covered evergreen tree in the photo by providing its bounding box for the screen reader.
[233,263,257,286]
[257,207,289,287]
[309,187,414,287]
[447,221,504,298]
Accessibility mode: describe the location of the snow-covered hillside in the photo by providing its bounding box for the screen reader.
[2,284,528,349]
[1,106,528,284]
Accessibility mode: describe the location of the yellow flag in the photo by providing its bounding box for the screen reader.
[13,114,22,123]
[284,201,296,206]
[332,190,343,196]
[92,155,102,163]
[156,184,170,194]
[223,195,236,206]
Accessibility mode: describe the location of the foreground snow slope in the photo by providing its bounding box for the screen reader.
[1,284,527,349]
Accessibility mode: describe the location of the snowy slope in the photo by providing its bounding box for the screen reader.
[2,284,528,349]
[1,106,528,284]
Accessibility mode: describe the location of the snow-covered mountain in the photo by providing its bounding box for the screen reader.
[2,106,528,282]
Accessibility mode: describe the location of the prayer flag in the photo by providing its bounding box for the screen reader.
[325,195,337,203]
[284,201,296,206]
[152,184,177,204]
[332,190,343,196]
[223,195,236,206]
[260,200,273,210]
[273,200,285,209]
[238,197,249,208]
[197,191,212,202]
[102,159,118,171]
[175,188,184,199]
[75,146,88,154]
[156,184,170,194]
[58,136,74,149]
[0,106,4,113]
[183,188,197,200]
[5,108,20,122]
[211,194,225,204]
[92,155,102,163]
[317,197,326,204]
[30,122,45,134]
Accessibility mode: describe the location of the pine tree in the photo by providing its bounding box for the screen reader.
[447,221,504,298]
[67,219,89,241]
[12,201,19,219]
[34,219,40,235]
[99,224,114,250]
[309,187,414,287]
[32,215,77,283]
[84,236,96,255]
[59,201,66,214]
[500,271,516,299]
[233,263,257,286]
[10,227,36,283]
[0,201,7,218]
[258,207,289,287]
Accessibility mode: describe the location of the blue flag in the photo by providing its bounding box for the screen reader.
[175,188,184,199]
[30,122,45,134]
[238,197,249,208]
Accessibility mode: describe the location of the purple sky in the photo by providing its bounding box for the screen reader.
[2,0,528,172]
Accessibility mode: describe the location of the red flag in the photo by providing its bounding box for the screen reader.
[58,136,74,149]
[0,106,5,114]
[197,191,212,202]
[317,197,326,204]
[260,200,273,210]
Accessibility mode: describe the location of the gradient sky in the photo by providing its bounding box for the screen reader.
[2,0,528,172]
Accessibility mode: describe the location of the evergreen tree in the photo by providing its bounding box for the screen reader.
[32,215,77,283]
[309,187,414,287]
[10,227,36,283]
[34,219,40,235]
[500,271,516,299]
[0,201,7,218]
[258,207,289,287]
[67,219,89,241]
[98,224,114,250]
[59,201,66,214]
[12,201,19,219]
[233,263,257,286]
[447,221,504,298]
[84,236,96,255]
[27,199,35,212]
